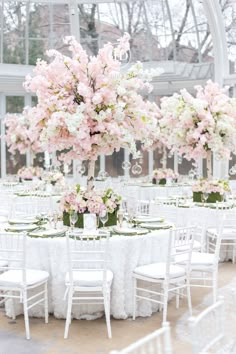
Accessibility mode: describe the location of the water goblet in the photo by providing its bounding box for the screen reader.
[201,192,209,205]
[53,211,58,229]
[99,210,108,228]
[69,211,78,232]
[117,210,124,228]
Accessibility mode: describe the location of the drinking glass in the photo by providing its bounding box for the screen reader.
[117,210,124,228]
[201,192,209,204]
[70,211,78,231]
[99,210,108,228]
[127,206,135,227]
[53,211,58,229]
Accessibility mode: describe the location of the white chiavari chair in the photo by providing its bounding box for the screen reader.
[132,226,194,322]
[136,200,150,216]
[35,192,53,216]
[9,194,38,219]
[177,229,221,302]
[64,230,113,339]
[207,211,236,263]
[189,296,226,354]
[0,231,49,339]
[110,322,172,354]
[0,189,14,217]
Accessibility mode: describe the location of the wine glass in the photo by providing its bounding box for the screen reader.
[99,210,108,228]
[69,211,78,231]
[48,213,54,228]
[127,206,135,227]
[117,209,124,228]
[201,192,209,204]
[53,211,58,229]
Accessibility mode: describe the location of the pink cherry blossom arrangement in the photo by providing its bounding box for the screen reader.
[23,34,161,164]
[60,185,121,215]
[5,110,42,155]
[159,80,236,162]
[17,166,43,180]
[192,179,230,195]
[152,168,179,180]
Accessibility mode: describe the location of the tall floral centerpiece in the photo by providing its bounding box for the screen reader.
[5,110,42,157]
[24,34,160,224]
[24,34,160,192]
[5,110,43,180]
[159,80,236,202]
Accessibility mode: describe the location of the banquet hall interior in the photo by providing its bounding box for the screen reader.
[0,0,236,353]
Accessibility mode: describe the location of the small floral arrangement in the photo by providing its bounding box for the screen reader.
[17,166,43,180]
[192,179,230,195]
[61,185,121,215]
[45,171,64,185]
[152,168,179,181]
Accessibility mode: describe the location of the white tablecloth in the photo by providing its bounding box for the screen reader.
[5,230,169,320]
[121,184,192,201]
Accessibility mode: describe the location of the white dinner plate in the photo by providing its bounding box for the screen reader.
[6,224,38,232]
[113,226,148,235]
[29,228,66,237]
[8,217,38,225]
[135,216,164,223]
[139,222,173,230]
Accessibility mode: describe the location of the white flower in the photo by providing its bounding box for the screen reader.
[117,86,126,96]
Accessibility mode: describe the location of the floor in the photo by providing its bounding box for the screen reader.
[0,262,235,354]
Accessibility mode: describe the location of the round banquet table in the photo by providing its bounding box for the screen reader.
[149,202,233,229]
[5,230,169,320]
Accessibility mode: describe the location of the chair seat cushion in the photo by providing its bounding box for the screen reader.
[133,262,185,280]
[207,227,236,240]
[176,251,215,266]
[0,269,49,288]
[65,269,113,287]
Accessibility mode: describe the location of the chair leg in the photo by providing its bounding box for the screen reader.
[10,291,16,320]
[23,290,30,340]
[64,288,73,339]
[162,284,169,323]
[104,289,112,339]
[213,271,218,303]
[44,282,48,324]
[186,276,192,316]
[176,288,180,309]
[132,277,137,320]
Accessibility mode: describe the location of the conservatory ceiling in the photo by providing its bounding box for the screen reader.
[0,0,235,95]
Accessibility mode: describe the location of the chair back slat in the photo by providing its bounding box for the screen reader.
[189,297,225,354]
[168,226,195,277]
[110,322,172,354]
[66,231,110,286]
[0,232,27,284]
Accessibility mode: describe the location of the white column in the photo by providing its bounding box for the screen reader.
[69,0,80,42]
[124,149,130,178]
[174,152,178,173]
[198,157,203,178]
[100,154,105,172]
[202,0,229,85]
[148,151,153,176]
[0,93,6,178]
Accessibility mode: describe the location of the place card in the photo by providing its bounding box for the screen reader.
[83,213,97,233]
